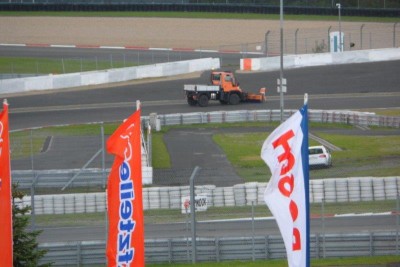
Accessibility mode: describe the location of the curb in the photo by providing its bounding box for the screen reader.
[0,43,264,55]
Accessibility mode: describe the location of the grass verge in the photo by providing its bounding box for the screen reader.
[212,126,400,181]
[0,57,137,75]
[0,11,398,23]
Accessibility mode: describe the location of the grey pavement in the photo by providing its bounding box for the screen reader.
[159,127,245,186]
[11,135,114,171]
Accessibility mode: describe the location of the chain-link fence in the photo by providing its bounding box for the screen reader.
[264,22,399,56]
[1,23,398,78]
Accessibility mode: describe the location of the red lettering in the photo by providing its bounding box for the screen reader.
[273,129,302,253]
[278,174,294,197]
[272,130,295,175]
[289,200,298,221]
[292,228,301,251]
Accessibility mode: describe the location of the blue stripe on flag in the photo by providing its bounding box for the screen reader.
[300,104,310,267]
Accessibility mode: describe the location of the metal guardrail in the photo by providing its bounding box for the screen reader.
[38,232,399,266]
[152,109,400,129]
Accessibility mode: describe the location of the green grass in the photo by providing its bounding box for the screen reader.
[358,108,400,117]
[1,11,399,23]
[0,57,137,75]
[152,132,171,169]
[212,126,400,182]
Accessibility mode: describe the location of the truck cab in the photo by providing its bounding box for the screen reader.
[210,71,242,93]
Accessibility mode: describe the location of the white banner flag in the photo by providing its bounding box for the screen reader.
[261,105,310,267]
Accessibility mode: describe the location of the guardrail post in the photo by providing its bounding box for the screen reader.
[215,237,220,262]
[251,200,255,261]
[265,235,269,259]
[369,232,374,256]
[30,173,39,231]
[321,199,326,258]
[77,242,81,267]
[101,123,106,189]
[168,239,172,263]
[397,194,399,255]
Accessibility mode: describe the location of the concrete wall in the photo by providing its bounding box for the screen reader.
[0,57,220,94]
[240,48,400,71]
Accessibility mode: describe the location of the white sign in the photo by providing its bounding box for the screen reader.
[181,194,208,214]
[277,78,287,93]
[330,31,345,53]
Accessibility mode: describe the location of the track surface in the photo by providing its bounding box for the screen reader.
[5,57,400,130]
[38,214,397,243]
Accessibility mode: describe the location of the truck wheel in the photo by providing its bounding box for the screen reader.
[187,97,197,106]
[229,93,240,105]
[198,94,209,107]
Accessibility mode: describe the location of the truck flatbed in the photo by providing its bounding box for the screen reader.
[184,84,220,92]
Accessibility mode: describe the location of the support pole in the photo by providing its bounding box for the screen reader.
[190,166,201,264]
[279,0,284,122]
[337,3,342,52]
[360,24,365,49]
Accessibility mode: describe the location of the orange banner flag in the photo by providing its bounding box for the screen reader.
[0,100,13,267]
[106,109,145,267]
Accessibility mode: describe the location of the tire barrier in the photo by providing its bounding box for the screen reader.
[17,176,400,215]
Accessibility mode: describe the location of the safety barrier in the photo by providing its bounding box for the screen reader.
[154,109,400,128]
[240,48,400,71]
[38,232,399,266]
[16,176,400,215]
[0,57,220,94]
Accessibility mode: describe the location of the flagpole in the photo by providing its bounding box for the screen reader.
[303,93,310,267]
[279,0,284,122]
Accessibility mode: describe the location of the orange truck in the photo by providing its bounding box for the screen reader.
[184,71,266,107]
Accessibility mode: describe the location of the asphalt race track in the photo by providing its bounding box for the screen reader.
[3,49,400,130]
[38,214,397,243]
